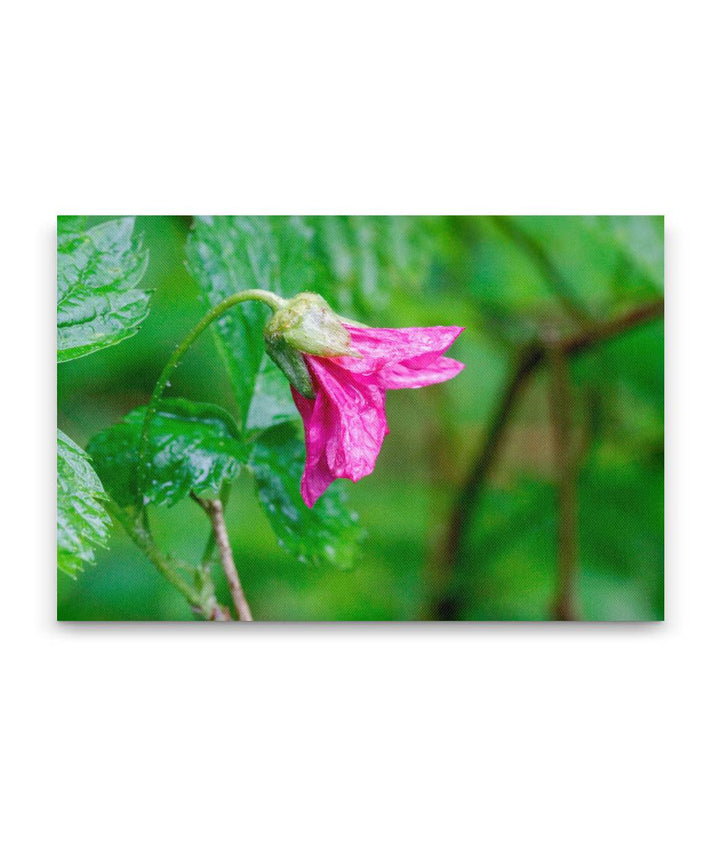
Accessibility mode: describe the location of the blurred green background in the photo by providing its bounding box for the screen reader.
[57,216,663,620]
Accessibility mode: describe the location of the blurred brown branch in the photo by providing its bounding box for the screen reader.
[425,297,664,620]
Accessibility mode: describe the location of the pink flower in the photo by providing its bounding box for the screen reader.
[291,324,464,507]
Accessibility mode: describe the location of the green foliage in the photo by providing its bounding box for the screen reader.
[57,216,151,362]
[460,215,664,322]
[248,423,362,571]
[87,398,246,508]
[311,215,442,317]
[246,355,299,432]
[57,429,111,578]
[56,216,152,577]
[186,216,323,427]
[186,217,372,572]
[456,452,663,621]
[186,215,441,428]
[577,460,663,620]
[581,215,664,290]
[245,359,364,572]
[58,215,663,621]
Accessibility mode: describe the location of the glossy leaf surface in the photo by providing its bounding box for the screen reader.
[245,354,299,432]
[57,216,150,362]
[186,216,323,428]
[186,216,435,429]
[87,398,246,508]
[249,423,362,571]
[57,429,111,577]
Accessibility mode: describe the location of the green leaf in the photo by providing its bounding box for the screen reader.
[313,216,439,317]
[57,215,87,237]
[87,398,246,508]
[246,354,301,432]
[186,216,324,429]
[248,422,362,571]
[57,429,111,578]
[581,215,664,291]
[57,216,151,362]
[465,216,663,324]
[186,216,441,430]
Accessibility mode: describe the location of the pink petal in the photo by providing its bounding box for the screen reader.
[290,325,465,506]
[336,325,464,375]
[335,325,464,389]
[379,354,465,389]
[292,357,389,508]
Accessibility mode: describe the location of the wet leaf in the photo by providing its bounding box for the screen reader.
[87,398,246,508]
[313,215,439,317]
[57,429,111,578]
[57,216,151,362]
[186,216,323,429]
[246,354,300,432]
[248,422,362,571]
[186,216,437,430]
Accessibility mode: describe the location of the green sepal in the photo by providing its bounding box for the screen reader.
[264,292,361,358]
[264,334,316,400]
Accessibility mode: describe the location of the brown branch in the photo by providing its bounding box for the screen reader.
[195,602,231,621]
[192,494,253,621]
[426,297,664,620]
[196,531,231,621]
[427,345,542,619]
[562,297,664,356]
[547,344,579,620]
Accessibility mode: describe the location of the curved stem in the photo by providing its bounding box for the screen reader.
[136,289,285,502]
[106,497,226,619]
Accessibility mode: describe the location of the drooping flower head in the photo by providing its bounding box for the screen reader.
[264,293,464,508]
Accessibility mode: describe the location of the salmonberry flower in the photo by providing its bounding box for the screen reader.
[264,293,464,507]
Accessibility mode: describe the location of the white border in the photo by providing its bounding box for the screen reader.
[4,2,717,853]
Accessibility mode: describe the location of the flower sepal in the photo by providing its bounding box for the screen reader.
[264,335,316,399]
[264,292,361,358]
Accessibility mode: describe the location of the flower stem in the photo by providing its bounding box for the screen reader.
[106,498,226,620]
[137,289,285,502]
[192,493,253,621]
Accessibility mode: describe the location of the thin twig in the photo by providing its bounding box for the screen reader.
[561,297,664,355]
[194,600,231,622]
[192,494,253,621]
[427,345,542,618]
[105,498,228,620]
